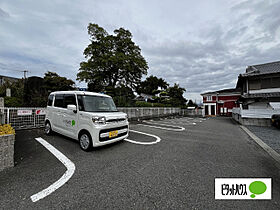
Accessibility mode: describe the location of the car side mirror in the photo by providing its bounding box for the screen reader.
[67,104,77,113]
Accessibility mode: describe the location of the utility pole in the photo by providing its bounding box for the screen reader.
[23,70,29,79]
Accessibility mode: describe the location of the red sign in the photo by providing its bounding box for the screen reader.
[35,109,46,115]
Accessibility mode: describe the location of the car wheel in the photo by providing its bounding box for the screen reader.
[45,122,52,135]
[276,121,280,129]
[79,132,93,151]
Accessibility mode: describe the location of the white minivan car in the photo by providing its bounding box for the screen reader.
[45,91,129,151]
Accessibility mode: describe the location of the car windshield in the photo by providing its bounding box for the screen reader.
[80,95,118,112]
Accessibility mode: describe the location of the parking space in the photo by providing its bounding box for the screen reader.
[1,117,280,209]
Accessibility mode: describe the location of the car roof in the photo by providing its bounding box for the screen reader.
[50,91,111,98]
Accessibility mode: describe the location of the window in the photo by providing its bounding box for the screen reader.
[63,94,76,108]
[261,78,271,89]
[206,96,212,101]
[54,94,64,108]
[249,79,261,90]
[47,94,54,106]
[271,77,280,88]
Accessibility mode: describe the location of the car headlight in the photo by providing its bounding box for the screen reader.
[92,116,106,125]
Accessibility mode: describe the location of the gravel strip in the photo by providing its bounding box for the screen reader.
[246,125,280,154]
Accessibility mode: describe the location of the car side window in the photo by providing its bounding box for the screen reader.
[64,94,76,108]
[47,94,54,106]
[54,94,64,108]
[77,95,85,111]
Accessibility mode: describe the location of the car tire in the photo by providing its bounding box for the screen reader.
[276,121,280,129]
[45,121,52,135]
[79,131,93,152]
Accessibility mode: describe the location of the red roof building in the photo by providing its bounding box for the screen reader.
[201,88,241,116]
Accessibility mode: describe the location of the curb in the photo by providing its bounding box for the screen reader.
[240,125,280,166]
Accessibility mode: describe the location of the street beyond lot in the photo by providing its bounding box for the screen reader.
[1,117,280,209]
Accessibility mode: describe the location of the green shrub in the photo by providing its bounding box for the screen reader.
[4,97,23,107]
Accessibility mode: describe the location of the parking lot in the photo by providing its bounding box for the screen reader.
[1,117,280,209]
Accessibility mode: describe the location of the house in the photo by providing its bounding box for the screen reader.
[135,93,155,102]
[236,61,280,109]
[201,88,241,116]
[233,61,280,126]
[0,75,20,86]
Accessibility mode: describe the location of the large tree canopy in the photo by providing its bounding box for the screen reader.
[43,71,75,93]
[136,75,169,95]
[77,23,148,92]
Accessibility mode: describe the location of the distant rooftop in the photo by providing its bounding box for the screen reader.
[0,75,20,80]
[201,88,241,96]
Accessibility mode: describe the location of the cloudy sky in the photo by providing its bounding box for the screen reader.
[0,0,280,102]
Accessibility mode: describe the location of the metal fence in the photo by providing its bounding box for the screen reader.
[0,107,46,130]
[0,107,203,130]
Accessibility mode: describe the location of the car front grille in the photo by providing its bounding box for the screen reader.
[106,118,126,123]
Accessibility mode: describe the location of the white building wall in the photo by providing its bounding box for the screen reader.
[248,102,273,110]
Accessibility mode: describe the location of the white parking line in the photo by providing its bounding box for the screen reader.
[141,121,185,131]
[125,129,161,145]
[162,119,200,125]
[30,137,76,203]
[171,121,197,125]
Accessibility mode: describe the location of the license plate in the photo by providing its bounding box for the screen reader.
[109,130,118,138]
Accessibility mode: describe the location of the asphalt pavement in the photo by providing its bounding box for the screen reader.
[1,117,280,209]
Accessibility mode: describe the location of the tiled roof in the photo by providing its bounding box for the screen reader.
[243,61,280,77]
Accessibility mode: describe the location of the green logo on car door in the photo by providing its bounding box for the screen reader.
[72,120,75,126]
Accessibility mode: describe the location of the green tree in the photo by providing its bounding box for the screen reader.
[166,83,187,107]
[77,23,148,92]
[187,99,198,108]
[107,85,135,107]
[0,72,75,107]
[23,72,75,106]
[43,71,75,93]
[0,79,25,107]
[136,75,169,95]
[23,76,45,106]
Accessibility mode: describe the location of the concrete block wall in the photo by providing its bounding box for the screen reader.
[117,107,181,120]
[232,113,272,127]
[0,134,15,171]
